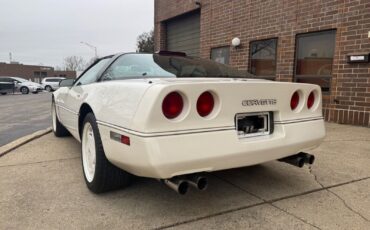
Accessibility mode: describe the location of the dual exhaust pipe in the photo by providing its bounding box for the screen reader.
[279,152,315,168]
[162,152,315,194]
[161,174,208,195]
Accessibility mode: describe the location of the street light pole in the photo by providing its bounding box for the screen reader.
[80,41,98,59]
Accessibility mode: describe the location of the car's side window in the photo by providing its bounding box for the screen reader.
[0,78,11,82]
[75,58,110,86]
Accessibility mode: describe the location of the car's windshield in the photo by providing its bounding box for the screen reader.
[102,54,255,81]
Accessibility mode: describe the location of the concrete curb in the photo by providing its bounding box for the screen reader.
[0,127,52,157]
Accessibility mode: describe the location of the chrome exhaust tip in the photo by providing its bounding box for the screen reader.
[278,156,305,168]
[298,152,315,164]
[162,178,189,195]
[279,152,315,168]
[187,175,208,191]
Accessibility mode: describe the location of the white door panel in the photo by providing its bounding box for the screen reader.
[63,85,85,132]
[55,87,70,125]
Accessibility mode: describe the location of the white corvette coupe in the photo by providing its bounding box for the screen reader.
[52,52,325,194]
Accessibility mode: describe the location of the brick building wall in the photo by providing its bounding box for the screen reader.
[0,63,76,82]
[155,0,370,127]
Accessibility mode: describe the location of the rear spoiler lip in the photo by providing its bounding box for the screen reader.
[156,50,187,57]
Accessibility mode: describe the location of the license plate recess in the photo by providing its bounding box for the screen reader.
[235,112,273,138]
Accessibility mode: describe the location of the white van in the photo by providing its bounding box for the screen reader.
[41,77,66,92]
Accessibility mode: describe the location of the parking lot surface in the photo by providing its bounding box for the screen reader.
[0,93,51,146]
[0,123,369,229]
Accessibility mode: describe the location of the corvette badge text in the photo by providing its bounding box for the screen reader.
[242,99,277,106]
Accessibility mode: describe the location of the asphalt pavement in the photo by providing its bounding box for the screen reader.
[0,123,369,229]
[0,92,52,146]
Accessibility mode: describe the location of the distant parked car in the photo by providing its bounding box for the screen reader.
[0,78,14,95]
[0,76,43,94]
[41,77,66,92]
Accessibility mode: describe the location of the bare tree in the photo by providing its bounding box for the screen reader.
[63,56,86,71]
[86,57,97,68]
[136,30,154,53]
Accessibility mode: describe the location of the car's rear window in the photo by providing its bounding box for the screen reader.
[102,54,254,81]
[45,79,62,82]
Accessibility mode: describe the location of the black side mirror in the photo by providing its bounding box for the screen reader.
[59,79,75,87]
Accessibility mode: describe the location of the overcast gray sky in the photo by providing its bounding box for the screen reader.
[0,0,154,68]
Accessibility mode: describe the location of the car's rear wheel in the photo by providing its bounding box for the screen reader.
[81,113,132,193]
[52,101,70,137]
[45,85,52,92]
[20,87,29,94]
[1,92,7,95]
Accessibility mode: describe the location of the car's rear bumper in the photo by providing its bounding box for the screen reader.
[98,118,325,179]
[30,87,43,92]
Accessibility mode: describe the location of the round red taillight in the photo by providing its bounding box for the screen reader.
[290,91,300,110]
[307,91,315,109]
[197,91,214,117]
[162,92,183,119]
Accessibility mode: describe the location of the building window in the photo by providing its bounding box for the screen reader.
[211,46,230,65]
[295,30,336,93]
[249,38,277,78]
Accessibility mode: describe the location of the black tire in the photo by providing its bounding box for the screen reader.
[51,101,70,137]
[1,92,7,95]
[81,113,132,193]
[20,87,29,94]
[45,85,52,92]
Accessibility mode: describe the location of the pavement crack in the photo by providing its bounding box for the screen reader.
[155,201,266,230]
[214,174,322,230]
[308,166,325,188]
[213,174,265,201]
[270,203,322,230]
[327,189,370,222]
[308,166,369,223]
[0,157,80,168]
